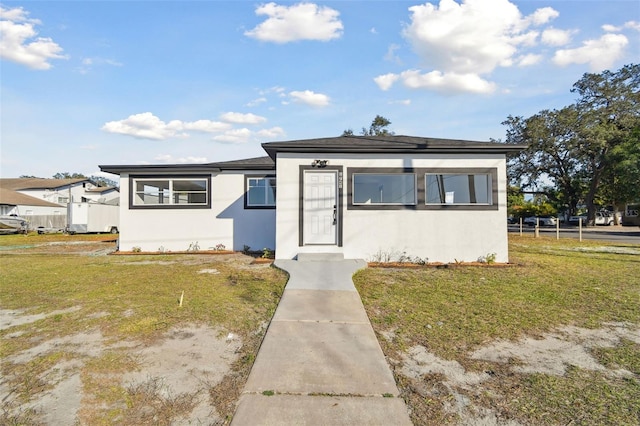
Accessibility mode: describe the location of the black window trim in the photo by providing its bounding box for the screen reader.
[348,168,419,210]
[347,167,498,211]
[129,174,211,210]
[244,174,276,210]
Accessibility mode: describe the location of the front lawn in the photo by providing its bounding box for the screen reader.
[354,236,640,425]
[0,244,288,425]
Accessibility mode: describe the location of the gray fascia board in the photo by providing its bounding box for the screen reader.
[262,144,528,159]
[99,164,221,175]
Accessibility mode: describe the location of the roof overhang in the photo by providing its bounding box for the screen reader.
[99,164,222,175]
[262,136,527,160]
[99,156,275,176]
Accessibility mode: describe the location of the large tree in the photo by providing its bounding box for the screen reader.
[505,64,639,224]
[504,106,586,216]
[572,64,640,222]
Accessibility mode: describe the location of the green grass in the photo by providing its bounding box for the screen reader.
[354,235,640,425]
[0,247,287,424]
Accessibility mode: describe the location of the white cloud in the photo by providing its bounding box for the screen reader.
[101,113,231,140]
[624,21,640,32]
[0,5,67,70]
[385,0,565,94]
[289,90,330,107]
[102,113,186,140]
[260,86,286,95]
[399,69,497,95]
[384,43,402,64]
[527,7,559,26]
[517,53,543,67]
[246,97,267,107]
[154,154,208,164]
[220,112,267,124]
[374,73,400,91]
[183,120,231,133]
[541,28,574,46]
[257,127,286,138]
[602,24,620,33]
[77,56,123,74]
[245,2,343,43]
[213,128,253,144]
[552,33,628,71]
[403,0,556,75]
[603,21,640,32]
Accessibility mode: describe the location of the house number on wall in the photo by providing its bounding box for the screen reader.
[338,172,343,189]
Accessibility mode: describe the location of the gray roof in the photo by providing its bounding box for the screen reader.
[0,187,63,207]
[100,156,275,175]
[262,135,526,159]
[211,156,275,170]
[0,178,89,190]
[100,135,526,175]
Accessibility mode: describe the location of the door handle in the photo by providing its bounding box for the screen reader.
[333,205,337,225]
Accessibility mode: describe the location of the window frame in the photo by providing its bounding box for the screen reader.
[244,174,277,209]
[129,175,211,209]
[347,168,420,210]
[424,169,495,207]
[347,167,498,211]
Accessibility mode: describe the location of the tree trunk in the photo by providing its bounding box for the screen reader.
[585,166,604,226]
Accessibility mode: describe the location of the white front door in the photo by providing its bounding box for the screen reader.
[303,171,337,245]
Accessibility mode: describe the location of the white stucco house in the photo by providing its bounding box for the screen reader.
[100,136,525,263]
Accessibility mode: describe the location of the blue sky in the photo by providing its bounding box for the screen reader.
[1,0,639,181]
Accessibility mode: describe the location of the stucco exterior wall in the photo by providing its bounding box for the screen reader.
[275,153,510,263]
[117,171,275,253]
[18,184,87,204]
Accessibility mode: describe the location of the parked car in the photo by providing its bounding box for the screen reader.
[568,215,587,225]
[595,211,615,225]
[524,216,557,227]
[569,211,615,226]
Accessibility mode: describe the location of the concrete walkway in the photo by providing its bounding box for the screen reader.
[231,254,413,425]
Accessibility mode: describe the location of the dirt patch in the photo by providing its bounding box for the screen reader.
[1,320,242,425]
[1,306,82,331]
[397,322,640,425]
[471,322,638,377]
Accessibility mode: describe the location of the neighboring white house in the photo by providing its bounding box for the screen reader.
[100,136,525,262]
[0,178,120,230]
[0,187,67,229]
[0,178,120,205]
[0,187,65,216]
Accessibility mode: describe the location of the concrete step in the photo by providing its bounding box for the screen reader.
[296,253,344,262]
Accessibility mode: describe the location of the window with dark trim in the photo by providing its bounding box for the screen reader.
[347,167,498,210]
[352,173,416,205]
[425,173,492,205]
[244,175,276,209]
[129,176,211,209]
